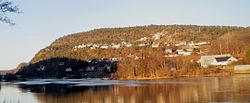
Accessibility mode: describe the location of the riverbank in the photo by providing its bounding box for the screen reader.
[113,68,234,80]
[234,70,250,74]
[0,67,239,81]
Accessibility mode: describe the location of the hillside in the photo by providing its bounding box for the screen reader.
[31,25,243,63]
[15,25,246,79]
[209,28,250,64]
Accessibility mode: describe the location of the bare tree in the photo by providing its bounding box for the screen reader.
[0,0,21,25]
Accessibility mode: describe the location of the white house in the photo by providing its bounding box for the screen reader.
[138,44,146,47]
[100,45,109,49]
[121,42,127,45]
[187,41,195,46]
[90,47,96,50]
[65,68,72,72]
[126,44,132,47]
[164,48,173,54]
[152,35,160,40]
[195,41,210,46]
[86,66,95,72]
[37,65,45,71]
[92,44,100,48]
[74,44,87,49]
[90,44,100,49]
[175,41,187,46]
[176,49,192,56]
[152,42,160,48]
[86,43,93,47]
[211,56,238,66]
[198,54,238,68]
[136,37,147,41]
[152,32,165,40]
[111,43,121,49]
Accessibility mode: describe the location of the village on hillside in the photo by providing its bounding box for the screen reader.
[71,31,250,74]
[73,32,210,58]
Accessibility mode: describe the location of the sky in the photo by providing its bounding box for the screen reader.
[0,0,250,70]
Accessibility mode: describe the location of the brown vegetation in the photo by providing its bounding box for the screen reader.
[16,25,245,79]
[31,25,242,63]
[209,28,250,64]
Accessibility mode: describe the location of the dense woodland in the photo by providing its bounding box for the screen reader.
[10,25,250,80]
[16,57,117,79]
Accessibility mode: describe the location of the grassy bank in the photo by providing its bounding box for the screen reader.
[113,68,234,80]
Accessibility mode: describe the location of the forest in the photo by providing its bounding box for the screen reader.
[16,57,118,79]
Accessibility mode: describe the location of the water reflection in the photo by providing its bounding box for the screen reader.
[0,84,38,103]
[19,84,111,94]
[1,76,250,103]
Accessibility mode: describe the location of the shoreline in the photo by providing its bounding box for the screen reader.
[113,69,236,80]
[3,69,250,81]
[115,70,250,80]
[115,74,233,80]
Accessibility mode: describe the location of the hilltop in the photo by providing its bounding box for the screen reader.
[12,25,249,80]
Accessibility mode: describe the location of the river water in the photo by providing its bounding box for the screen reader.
[1,75,250,103]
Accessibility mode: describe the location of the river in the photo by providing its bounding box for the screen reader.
[1,75,250,103]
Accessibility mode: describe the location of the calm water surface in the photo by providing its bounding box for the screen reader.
[1,75,250,103]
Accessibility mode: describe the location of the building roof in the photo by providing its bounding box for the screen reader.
[215,57,231,62]
[200,54,231,58]
[199,54,236,67]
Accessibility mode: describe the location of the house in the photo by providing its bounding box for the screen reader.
[136,37,147,41]
[100,45,109,49]
[164,54,178,57]
[86,43,93,47]
[175,41,187,46]
[93,44,100,48]
[111,43,121,49]
[86,66,95,72]
[90,47,96,49]
[126,44,132,47]
[90,44,100,49]
[152,42,160,48]
[176,49,192,56]
[121,42,127,45]
[195,41,210,46]
[74,44,87,49]
[138,44,146,47]
[65,68,72,72]
[187,41,195,46]
[111,58,119,61]
[37,65,45,71]
[152,32,165,40]
[164,48,173,54]
[198,54,238,68]
[152,35,160,40]
[163,48,178,57]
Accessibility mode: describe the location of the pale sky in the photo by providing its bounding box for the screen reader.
[0,0,250,70]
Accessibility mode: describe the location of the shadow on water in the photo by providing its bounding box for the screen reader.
[18,84,111,94]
